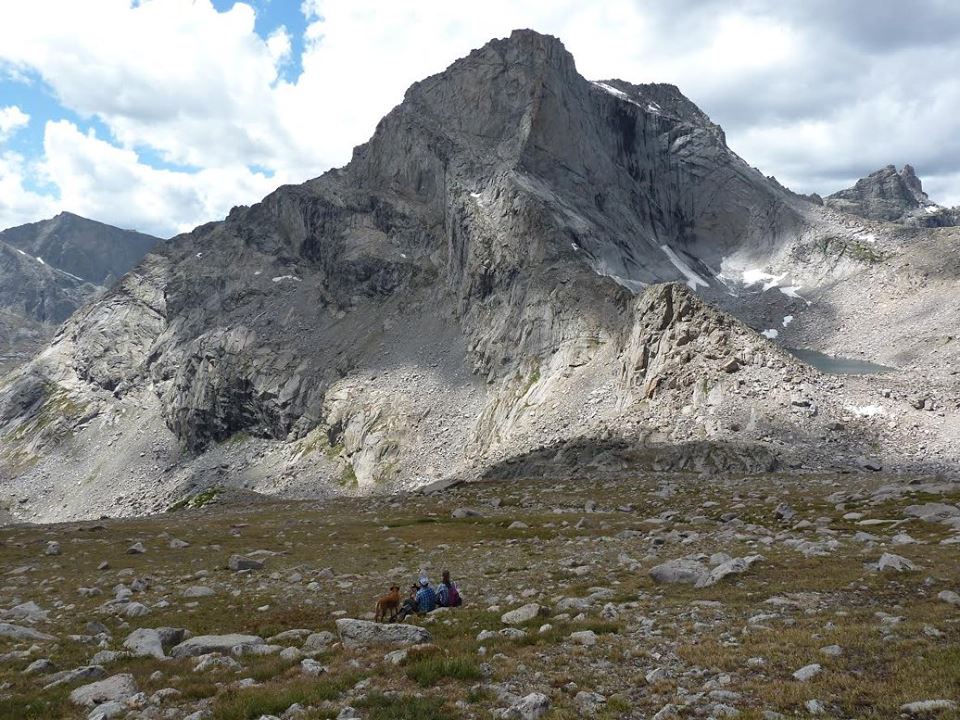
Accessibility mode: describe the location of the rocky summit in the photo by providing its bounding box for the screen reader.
[826,164,960,227]
[1,30,960,523]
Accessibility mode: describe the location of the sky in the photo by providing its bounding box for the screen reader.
[1,0,959,238]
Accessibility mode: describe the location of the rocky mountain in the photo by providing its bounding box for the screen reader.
[1,30,959,523]
[0,212,160,286]
[825,164,960,227]
[0,214,161,375]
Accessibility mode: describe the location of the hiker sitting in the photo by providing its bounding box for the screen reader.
[437,569,462,607]
[395,584,420,622]
[415,577,437,613]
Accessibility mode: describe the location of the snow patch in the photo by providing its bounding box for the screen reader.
[845,404,885,417]
[36,256,45,265]
[858,232,876,244]
[272,275,301,283]
[661,245,709,290]
[782,315,794,328]
[570,242,579,251]
[761,329,779,339]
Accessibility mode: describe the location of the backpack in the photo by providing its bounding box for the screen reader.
[447,582,462,607]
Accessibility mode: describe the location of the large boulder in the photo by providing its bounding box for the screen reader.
[0,622,56,642]
[335,619,432,649]
[123,628,165,659]
[649,559,709,586]
[699,555,763,587]
[69,673,138,707]
[504,692,551,720]
[170,634,264,658]
[501,603,549,625]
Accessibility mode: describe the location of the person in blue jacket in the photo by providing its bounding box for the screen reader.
[415,576,437,613]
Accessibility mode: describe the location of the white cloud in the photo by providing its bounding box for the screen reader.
[0,150,58,229]
[39,120,279,237]
[0,105,30,142]
[0,0,959,235]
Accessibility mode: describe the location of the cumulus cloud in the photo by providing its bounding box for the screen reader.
[0,105,30,142]
[1,0,959,234]
[39,120,280,238]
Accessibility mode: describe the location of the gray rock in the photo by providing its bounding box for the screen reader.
[699,555,763,587]
[501,603,549,625]
[937,590,960,607]
[452,507,482,519]
[69,673,138,707]
[570,630,598,646]
[0,622,56,642]
[302,630,336,651]
[170,634,265,658]
[228,555,264,571]
[301,658,326,676]
[875,553,915,572]
[503,692,551,720]
[792,663,822,682]
[900,700,958,715]
[45,541,61,556]
[123,628,166,659]
[88,701,126,720]
[124,602,150,618]
[4,600,48,622]
[335,618,431,648]
[649,558,709,585]
[904,504,960,522]
[22,658,56,674]
[182,586,216,598]
[127,542,146,555]
[44,665,107,689]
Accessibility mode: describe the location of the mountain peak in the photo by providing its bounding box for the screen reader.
[825,163,932,222]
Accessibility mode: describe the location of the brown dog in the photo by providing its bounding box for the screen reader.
[375,585,401,623]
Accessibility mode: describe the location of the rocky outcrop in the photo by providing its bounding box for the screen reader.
[335,618,432,648]
[825,164,960,226]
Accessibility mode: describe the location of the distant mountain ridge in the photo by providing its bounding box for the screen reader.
[0,213,161,375]
[0,212,160,286]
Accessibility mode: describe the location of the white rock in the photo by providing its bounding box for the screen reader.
[792,663,822,682]
[123,628,165,659]
[69,673,138,707]
[570,630,598,646]
[501,603,548,625]
[335,618,431,648]
[170,634,264,658]
[503,692,551,720]
[900,699,958,715]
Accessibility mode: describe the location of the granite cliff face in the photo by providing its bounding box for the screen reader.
[1,31,959,522]
[0,214,161,375]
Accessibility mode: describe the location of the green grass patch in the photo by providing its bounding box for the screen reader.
[210,674,360,720]
[358,692,455,720]
[405,655,482,687]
